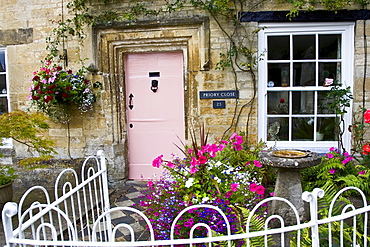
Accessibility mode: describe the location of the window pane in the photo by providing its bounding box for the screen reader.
[319,62,341,86]
[267,117,289,141]
[319,34,341,59]
[293,35,315,60]
[0,74,6,94]
[292,91,314,114]
[293,62,316,86]
[0,50,5,72]
[318,91,335,114]
[268,63,290,87]
[292,117,314,141]
[317,117,337,141]
[0,97,8,114]
[268,36,290,60]
[267,91,289,114]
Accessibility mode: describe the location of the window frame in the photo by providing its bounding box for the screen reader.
[0,47,12,146]
[257,22,354,153]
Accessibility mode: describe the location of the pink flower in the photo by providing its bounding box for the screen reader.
[233,144,242,151]
[230,133,237,141]
[198,155,207,164]
[245,161,251,166]
[253,160,262,167]
[166,161,175,168]
[326,153,334,159]
[255,185,265,195]
[329,147,337,152]
[147,181,154,188]
[45,60,51,66]
[187,148,193,154]
[189,167,198,174]
[329,169,336,174]
[358,170,365,175]
[152,155,163,168]
[249,183,265,195]
[230,183,239,192]
[342,157,353,165]
[190,157,199,167]
[225,191,233,198]
[249,183,258,192]
[270,192,275,196]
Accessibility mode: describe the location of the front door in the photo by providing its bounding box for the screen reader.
[125,52,185,180]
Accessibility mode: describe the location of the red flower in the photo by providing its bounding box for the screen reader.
[279,98,285,103]
[46,90,54,94]
[56,66,63,71]
[34,84,40,90]
[33,75,40,81]
[44,95,53,103]
[364,109,370,123]
[66,86,71,91]
[48,85,56,89]
[84,79,89,85]
[67,69,72,74]
[198,155,207,164]
[362,143,370,155]
[61,93,69,98]
[32,95,40,100]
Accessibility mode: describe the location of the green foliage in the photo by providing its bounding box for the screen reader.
[0,110,56,156]
[290,183,370,247]
[284,0,370,19]
[301,148,370,195]
[0,165,17,186]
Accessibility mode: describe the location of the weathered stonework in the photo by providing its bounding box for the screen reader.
[0,0,369,187]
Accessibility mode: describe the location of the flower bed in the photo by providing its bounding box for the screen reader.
[139,133,269,242]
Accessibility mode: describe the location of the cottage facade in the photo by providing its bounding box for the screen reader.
[1,0,369,184]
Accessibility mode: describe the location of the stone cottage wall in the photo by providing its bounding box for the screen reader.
[1,0,369,185]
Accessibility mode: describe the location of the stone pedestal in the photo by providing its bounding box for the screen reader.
[259,150,321,225]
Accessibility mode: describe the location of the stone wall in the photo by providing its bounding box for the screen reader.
[1,0,370,185]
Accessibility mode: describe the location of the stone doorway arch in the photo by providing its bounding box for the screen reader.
[93,17,210,182]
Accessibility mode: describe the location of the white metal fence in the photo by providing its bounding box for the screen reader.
[2,150,370,246]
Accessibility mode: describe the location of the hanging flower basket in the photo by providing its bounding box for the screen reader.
[29,61,97,123]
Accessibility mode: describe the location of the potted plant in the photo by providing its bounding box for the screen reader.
[0,165,17,208]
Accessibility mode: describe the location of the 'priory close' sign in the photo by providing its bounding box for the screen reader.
[199,90,239,99]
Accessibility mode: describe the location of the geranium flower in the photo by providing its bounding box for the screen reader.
[230,183,239,192]
[198,155,207,164]
[166,161,175,168]
[364,109,370,123]
[249,183,265,195]
[253,160,262,167]
[152,155,163,168]
[326,153,334,159]
[362,144,370,155]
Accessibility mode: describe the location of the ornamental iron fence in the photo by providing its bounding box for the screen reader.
[2,150,369,246]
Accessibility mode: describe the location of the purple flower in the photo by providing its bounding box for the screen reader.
[329,169,336,174]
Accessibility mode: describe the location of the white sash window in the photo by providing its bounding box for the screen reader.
[258,23,354,153]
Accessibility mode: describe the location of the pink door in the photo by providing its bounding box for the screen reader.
[125,52,185,180]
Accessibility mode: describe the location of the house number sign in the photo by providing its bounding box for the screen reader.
[199,90,239,99]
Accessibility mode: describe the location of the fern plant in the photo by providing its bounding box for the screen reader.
[290,183,370,247]
[301,147,369,195]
